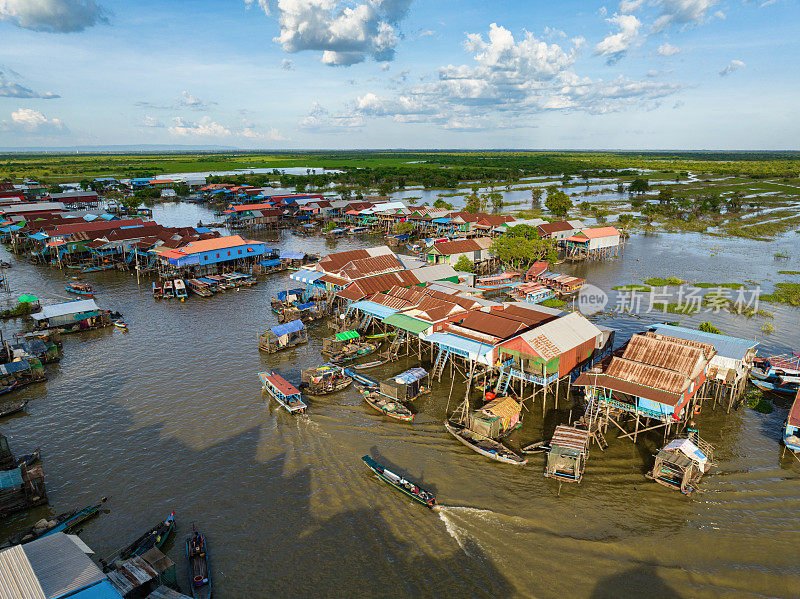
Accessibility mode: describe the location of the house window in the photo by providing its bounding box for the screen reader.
[216,253,219,258]
[204,255,208,261]
[228,251,231,256]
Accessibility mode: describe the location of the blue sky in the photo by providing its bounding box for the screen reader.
[0,0,796,149]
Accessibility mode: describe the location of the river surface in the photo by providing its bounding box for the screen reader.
[1,202,799,598]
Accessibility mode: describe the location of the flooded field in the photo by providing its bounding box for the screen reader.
[1,201,799,598]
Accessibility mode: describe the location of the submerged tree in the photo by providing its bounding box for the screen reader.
[545,186,572,218]
[629,178,650,194]
[530,187,544,207]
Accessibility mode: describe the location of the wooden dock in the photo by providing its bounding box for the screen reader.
[259,372,307,413]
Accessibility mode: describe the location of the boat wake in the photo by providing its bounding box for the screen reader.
[435,505,497,559]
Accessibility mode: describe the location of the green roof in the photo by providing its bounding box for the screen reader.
[336,330,360,341]
[383,313,431,335]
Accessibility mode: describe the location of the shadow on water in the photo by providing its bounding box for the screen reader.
[589,564,681,599]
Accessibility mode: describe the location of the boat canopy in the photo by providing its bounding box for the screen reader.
[0,360,30,376]
[294,301,316,310]
[393,367,428,385]
[280,251,306,260]
[336,330,360,341]
[270,319,305,337]
[663,438,708,472]
[31,299,99,321]
[275,289,304,301]
[258,258,282,267]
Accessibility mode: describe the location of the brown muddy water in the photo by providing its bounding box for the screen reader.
[1,203,799,598]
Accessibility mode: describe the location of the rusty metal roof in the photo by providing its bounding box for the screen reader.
[550,425,589,453]
[456,311,527,340]
[623,334,713,378]
[573,371,683,406]
[338,253,403,280]
[605,357,691,395]
[317,248,371,272]
[337,271,420,301]
[368,292,413,310]
[430,237,493,255]
[537,221,575,235]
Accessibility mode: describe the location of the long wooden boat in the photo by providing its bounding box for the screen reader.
[354,360,386,370]
[361,455,436,508]
[187,279,214,297]
[0,399,27,418]
[444,420,527,466]
[259,372,307,414]
[365,332,395,340]
[751,378,799,397]
[186,525,212,599]
[1,497,107,548]
[81,264,115,273]
[163,280,175,298]
[361,389,413,422]
[330,341,380,364]
[65,281,94,297]
[119,511,176,560]
[301,364,353,396]
[113,320,128,331]
[343,369,378,390]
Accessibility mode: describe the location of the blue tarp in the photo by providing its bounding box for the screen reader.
[83,214,99,221]
[350,300,400,320]
[393,367,428,384]
[295,214,310,220]
[276,288,304,301]
[28,232,48,241]
[72,579,126,599]
[432,218,452,224]
[392,234,411,240]
[295,301,317,310]
[0,359,30,375]
[259,258,282,267]
[289,269,325,285]
[195,226,212,233]
[270,319,305,337]
[280,251,306,260]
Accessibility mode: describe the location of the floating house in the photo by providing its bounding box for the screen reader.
[379,367,430,402]
[536,221,580,242]
[258,319,307,353]
[646,435,713,495]
[544,425,590,484]
[31,299,111,332]
[0,461,47,518]
[424,237,494,266]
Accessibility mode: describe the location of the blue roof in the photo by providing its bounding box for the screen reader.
[432,218,452,224]
[276,288,303,301]
[99,213,117,221]
[652,324,758,361]
[426,332,495,357]
[295,301,316,310]
[271,319,305,336]
[289,269,325,285]
[0,359,30,375]
[280,251,306,260]
[195,226,212,233]
[0,467,23,489]
[392,367,428,384]
[28,232,48,241]
[72,579,124,599]
[83,214,99,221]
[350,300,400,321]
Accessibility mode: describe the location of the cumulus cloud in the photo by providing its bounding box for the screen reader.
[719,59,745,76]
[245,0,412,66]
[280,58,295,70]
[594,13,641,64]
[0,71,59,98]
[618,0,645,12]
[0,108,67,134]
[308,23,683,132]
[179,91,216,110]
[169,116,231,137]
[657,42,680,56]
[0,0,109,33]
[651,0,718,33]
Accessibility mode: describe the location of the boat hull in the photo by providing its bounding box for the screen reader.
[444,421,526,465]
[751,379,799,396]
[362,456,436,508]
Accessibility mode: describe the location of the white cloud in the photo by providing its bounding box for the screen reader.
[0,71,59,98]
[0,108,67,134]
[280,58,295,70]
[719,59,745,76]
[594,13,641,64]
[0,0,108,33]
[618,0,645,12]
[418,29,435,38]
[169,116,231,137]
[245,0,412,66]
[298,102,365,130]
[179,91,216,110]
[141,115,164,128]
[652,0,718,33]
[657,42,681,56]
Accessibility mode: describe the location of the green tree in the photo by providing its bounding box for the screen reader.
[561,173,571,185]
[617,213,636,235]
[545,188,572,218]
[378,180,394,196]
[433,198,454,210]
[629,178,650,194]
[394,221,415,235]
[464,185,485,213]
[489,191,503,212]
[492,235,557,269]
[530,187,543,207]
[79,179,92,191]
[47,185,62,194]
[453,255,474,272]
[657,188,673,206]
[726,191,744,213]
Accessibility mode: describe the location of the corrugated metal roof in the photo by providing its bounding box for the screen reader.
[382,313,431,334]
[0,360,30,376]
[622,334,710,378]
[429,237,491,256]
[426,332,495,357]
[317,249,371,272]
[32,299,99,321]
[574,226,620,239]
[550,425,589,453]
[573,372,682,406]
[0,533,107,599]
[338,254,403,280]
[605,357,690,395]
[367,292,412,310]
[512,312,601,359]
[289,268,325,284]
[537,221,574,235]
[145,585,193,599]
[350,300,400,320]
[457,311,527,340]
[270,319,305,337]
[411,264,459,283]
[651,324,757,360]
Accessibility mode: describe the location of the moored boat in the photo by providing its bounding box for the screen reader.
[354,360,386,370]
[300,364,353,396]
[0,497,107,548]
[751,377,799,397]
[329,341,381,364]
[119,511,176,560]
[174,279,188,301]
[361,455,436,508]
[360,389,414,422]
[15,447,41,467]
[162,280,175,299]
[186,525,212,599]
[784,391,800,453]
[444,420,527,465]
[65,281,94,297]
[0,399,28,418]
